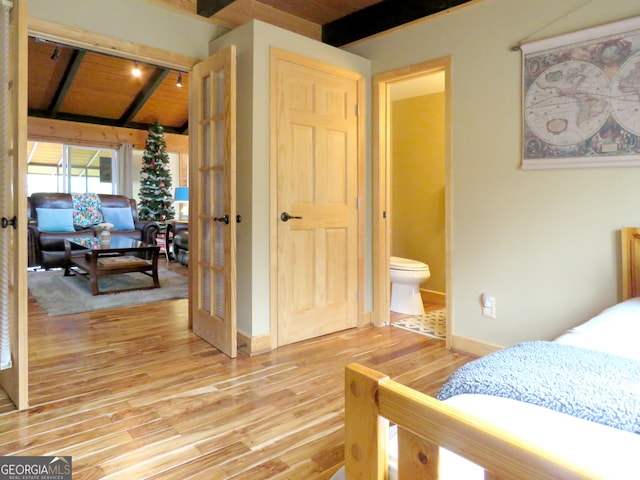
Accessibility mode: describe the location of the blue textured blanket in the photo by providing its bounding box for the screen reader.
[436,341,640,434]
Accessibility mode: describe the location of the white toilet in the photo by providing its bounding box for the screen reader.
[390,256,431,315]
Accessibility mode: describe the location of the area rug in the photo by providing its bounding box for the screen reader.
[392,308,446,340]
[28,269,188,316]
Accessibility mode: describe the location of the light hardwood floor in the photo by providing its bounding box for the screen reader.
[1,263,474,479]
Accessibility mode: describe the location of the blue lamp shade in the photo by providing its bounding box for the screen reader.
[174,187,189,202]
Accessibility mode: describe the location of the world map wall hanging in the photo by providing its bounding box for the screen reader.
[521,16,640,169]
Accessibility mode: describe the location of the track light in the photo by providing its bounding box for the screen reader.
[50,46,60,62]
[132,62,141,77]
[176,72,183,88]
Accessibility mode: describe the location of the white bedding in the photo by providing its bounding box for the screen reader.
[554,297,640,361]
[439,394,640,479]
[333,298,640,480]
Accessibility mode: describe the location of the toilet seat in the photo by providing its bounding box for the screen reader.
[390,256,429,272]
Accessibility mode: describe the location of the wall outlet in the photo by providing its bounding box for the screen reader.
[481,294,496,319]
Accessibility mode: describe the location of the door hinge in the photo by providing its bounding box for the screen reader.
[383,211,387,219]
[355,104,359,116]
[356,197,360,209]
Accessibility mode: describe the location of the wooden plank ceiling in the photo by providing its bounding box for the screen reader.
[28,37,189,137]
[27,0,474,143]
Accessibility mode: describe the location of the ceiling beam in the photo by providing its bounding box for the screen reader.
[49,50,85,117]
[197,0,236,17]
[29,117,190,152]
[322,0,474,47]
[120,68,170,126]
[28,109,185,136]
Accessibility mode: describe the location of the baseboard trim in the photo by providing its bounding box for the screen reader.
[421,289,446,306]
[237,331,272,356]
[450,334,502,357]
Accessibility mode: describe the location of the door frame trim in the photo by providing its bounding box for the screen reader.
[28,18,199,70]
[372,57,452,348]
[269,47,366,349]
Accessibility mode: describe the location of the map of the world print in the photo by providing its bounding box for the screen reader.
[522,16,640,169]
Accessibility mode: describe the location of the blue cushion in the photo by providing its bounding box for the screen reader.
[36,208,75,233]
[102,207,136,231]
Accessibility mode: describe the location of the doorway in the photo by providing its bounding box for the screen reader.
[15,21,197,409]
[372,57,452,347]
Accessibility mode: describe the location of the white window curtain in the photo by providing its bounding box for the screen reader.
[119,142,134,198]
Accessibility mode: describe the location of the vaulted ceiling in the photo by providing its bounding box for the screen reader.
[28,37,190,136]
[28,0,474,139]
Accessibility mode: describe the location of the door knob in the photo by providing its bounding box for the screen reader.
[280,212,302,222]
[214,215,230,224]
[1,216,16,229]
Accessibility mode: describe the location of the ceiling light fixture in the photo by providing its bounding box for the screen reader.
[176,72,183,88]
[50,45,60,62]
[132,62,142,77]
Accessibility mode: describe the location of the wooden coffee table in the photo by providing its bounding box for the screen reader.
[64,237,160,295]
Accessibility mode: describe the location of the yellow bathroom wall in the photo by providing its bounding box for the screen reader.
[391,92,446,295]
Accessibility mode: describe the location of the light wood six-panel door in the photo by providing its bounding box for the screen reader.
[272,49,360,346]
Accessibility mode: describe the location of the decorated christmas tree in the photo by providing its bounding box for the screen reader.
[138,120,175,222]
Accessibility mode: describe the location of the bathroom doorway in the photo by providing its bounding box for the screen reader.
[372,57,451,346]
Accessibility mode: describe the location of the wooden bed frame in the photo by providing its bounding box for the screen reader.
[342,227,640,479]
[621,227,640,300]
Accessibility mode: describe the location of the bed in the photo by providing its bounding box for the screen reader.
[334,227,640,479]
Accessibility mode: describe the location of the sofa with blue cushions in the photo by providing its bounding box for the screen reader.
[27,192,160,269]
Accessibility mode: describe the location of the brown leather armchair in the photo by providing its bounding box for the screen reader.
[168,220,188,266]
[28,193,160,269]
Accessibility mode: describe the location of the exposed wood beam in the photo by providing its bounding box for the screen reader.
[322,0,474,47]
[121,68,170,125]
[197,0,236,17]
[28,117,190,153]
[49,49,85,117]
[213,0,320,40]
[28,109,185,136]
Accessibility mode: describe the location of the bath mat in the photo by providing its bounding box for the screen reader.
[392,308,446,340]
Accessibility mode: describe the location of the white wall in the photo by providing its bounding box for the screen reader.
[31,0,640,349]
[347,0,640,347]
[27,0,224,60]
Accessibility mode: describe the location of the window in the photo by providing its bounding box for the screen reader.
[27,142,119,195]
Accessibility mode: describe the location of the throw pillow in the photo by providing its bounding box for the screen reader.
[102,207,135,231]
[72,192,103,227]
[36,208,76,232]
